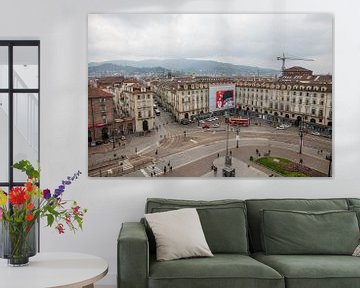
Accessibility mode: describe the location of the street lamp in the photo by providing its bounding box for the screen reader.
[298,116,304,154]
[326,153,332,177]
[112,125,116,150]
[236,126,240,148]
[224,104,232,166]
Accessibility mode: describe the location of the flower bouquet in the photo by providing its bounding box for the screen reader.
[0,160,87,266]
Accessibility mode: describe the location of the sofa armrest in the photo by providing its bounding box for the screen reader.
[118,222,149,288]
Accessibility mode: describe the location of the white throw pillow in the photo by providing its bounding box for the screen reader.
[145,208,213,261]
[353,244,360,256]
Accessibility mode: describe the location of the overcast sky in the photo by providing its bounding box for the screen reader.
[88,14,333,74]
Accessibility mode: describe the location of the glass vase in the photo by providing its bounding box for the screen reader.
[0,220,37,266]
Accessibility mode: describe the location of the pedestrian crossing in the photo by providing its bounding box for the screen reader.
[122,159,134,171]
[140,165,163,177]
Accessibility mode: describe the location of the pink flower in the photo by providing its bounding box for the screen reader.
[72,205,80,215]
[56,223,65,234]
[0,208,3,220]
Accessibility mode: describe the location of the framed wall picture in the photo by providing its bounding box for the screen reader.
[88,14,333,178]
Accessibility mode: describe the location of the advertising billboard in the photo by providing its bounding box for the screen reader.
[209,84,235,112]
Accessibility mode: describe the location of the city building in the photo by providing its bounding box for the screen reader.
[121,82,155,135]
[151,77,233,122]
[236,67,332,132]
[88,86,116,143]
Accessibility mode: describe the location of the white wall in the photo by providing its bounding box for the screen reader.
[1,0,360,285]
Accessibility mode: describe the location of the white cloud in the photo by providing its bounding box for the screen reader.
[88,13,333,74]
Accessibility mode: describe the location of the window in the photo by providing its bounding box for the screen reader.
[0,40,40,188]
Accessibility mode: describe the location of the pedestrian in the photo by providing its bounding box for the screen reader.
[170,166,173,172]
[217,153,220,158]
[299,158,303,165]
[230,150,232,156]
[155,149,158,155]
[268,149,271,155]
[256,149,259,155]
[164,166,167,174]
[168,160,170,167]
[135,147,137,153]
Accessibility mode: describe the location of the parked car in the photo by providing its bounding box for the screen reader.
[199,120,205,124]
[212,123,220,128]
[180,119,190,125]
[276,126,285,130]
[311,131,321,136]
[202,124,210,129]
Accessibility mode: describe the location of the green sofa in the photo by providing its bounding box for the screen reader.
[118,198,360,288]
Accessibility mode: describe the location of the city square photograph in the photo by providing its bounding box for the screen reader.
[88,13,333,178]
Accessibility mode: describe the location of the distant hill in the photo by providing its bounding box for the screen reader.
[88,63,171,77]
[88,58,279,77]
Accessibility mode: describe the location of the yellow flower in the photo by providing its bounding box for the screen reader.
[0,189,7,206]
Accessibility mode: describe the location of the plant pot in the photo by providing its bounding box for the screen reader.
[0,221,37,266]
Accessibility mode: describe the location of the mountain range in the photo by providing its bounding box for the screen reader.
[88,58,279,77]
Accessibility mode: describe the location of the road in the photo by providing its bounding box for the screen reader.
[88,107,332,177]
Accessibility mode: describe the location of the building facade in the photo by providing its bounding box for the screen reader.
[88,86,116,143]
[121,83,155,134]
[236,69,332,129]
[152,77,233,122]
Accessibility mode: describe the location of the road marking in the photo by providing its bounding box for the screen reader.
[140,168,149,177]
[141,165,163,177]
[190,139,198,144]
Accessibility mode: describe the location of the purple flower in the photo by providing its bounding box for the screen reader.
[54,171,82,199]
[43,189,51,200]
[54,189,63,198]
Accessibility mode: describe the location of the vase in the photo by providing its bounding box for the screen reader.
[0,220,37,266]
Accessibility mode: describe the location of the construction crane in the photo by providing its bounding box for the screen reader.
[277,52,314,72]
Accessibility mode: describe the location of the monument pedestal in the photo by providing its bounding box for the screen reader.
[222,166,235,177]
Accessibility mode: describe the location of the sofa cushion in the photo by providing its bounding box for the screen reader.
[252,252,360,288]
[149,254,284,288]
[146,198,248,254]
[145,208,213,261]
[349,205,360,228]
[246,198,349,252]
[347,198,360,207]
[261,209,359,255]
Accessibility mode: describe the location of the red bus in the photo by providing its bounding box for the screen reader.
[228,117,249,127]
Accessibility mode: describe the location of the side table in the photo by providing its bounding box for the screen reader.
[0,252,108,288]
